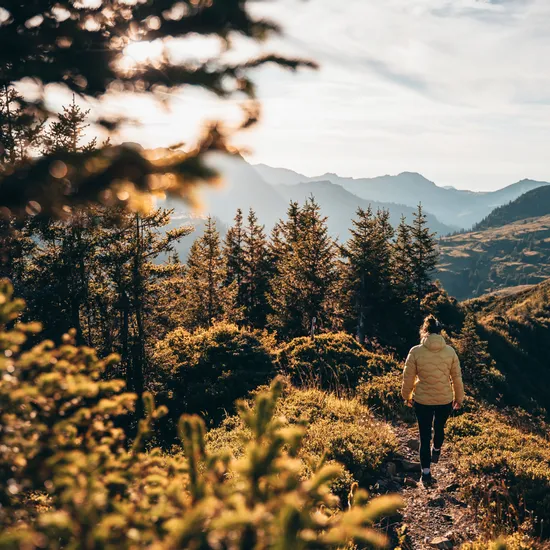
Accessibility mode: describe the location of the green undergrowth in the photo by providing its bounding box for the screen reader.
[357,370,414,422]
[461,532,543,549]
[447,408,550,541]
[206,381,398,502]
[0,282,404,549]
[152,322,276,426]
[276,332,398,391]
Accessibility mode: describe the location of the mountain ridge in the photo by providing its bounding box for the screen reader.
[473,185,550,231]
[274,180,454,237]
[253,164,549,229]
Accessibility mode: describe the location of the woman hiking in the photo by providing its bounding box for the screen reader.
[401,315,464,486]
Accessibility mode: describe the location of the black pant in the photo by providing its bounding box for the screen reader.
[414,401,453,469]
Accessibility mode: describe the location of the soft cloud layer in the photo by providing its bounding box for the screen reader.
[104,0,550,190]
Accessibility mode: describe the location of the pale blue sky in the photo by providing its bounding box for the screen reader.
[45,0,550,191]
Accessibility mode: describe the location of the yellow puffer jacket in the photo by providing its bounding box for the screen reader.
[401,334,464,406]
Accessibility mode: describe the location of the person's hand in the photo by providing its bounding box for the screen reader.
[453,401,462,410]
[404,399,413,408]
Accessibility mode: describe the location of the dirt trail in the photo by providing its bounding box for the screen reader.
[380,423,480,549]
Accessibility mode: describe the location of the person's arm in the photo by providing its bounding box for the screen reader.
[450,352,465,407]
[401,351,417,402]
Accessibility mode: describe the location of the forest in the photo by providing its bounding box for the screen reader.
[2,1,550,549]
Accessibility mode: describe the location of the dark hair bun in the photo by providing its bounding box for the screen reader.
[420,314,443,338]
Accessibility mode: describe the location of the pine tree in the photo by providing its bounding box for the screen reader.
[242,208,272,329]
[409,204,439,309]
[393,215,415,308]
[0,85,43,286]
[223,209,246,323]
[22,99,100,344]
[269,198,337,338]
[96,208,191,406]
[184,216,227,329]
[0,84,44,166]
[452,313,504,395]
[342,208,394,344]
[42,95,97,154]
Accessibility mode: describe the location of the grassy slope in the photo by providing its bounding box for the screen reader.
[464,279,550,414]
[474,185,550,231]
[437,215,550,300]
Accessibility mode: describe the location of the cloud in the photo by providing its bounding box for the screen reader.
[94,0,550,191]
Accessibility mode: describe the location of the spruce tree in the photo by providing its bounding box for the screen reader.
[393,215,415,307]
[96,208,191,405]
[409,204,439,309]
[269,198,337,339]
[223,209,246,323]
[0,85,43,287]
[242,208,272,329]
[452,313,504,396]
[342,208,394,344]
[184,216,227,329]
[42,95,97,154]
[22,98,100,344]
[0,84,44,165]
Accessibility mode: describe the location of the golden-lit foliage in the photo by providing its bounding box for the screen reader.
[447,409,550,539]
[275,332,398,391]
[0,281,403,548]
[206,381,398,502]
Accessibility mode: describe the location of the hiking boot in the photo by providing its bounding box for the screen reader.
[421,472,436,487]
[432,448,441,464]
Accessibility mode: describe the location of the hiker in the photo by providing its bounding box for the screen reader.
[401,315,464,486]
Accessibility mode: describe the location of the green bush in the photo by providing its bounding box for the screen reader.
[153,322,275,424]
[0,282,405,548]
[276,332,395,391]
[447,410,550,539]
[206,383,398,502]
[357,371,415,422]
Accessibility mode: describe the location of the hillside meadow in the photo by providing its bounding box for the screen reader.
[2,275,550,548]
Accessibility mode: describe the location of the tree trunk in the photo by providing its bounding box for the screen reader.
[131,213,146,418]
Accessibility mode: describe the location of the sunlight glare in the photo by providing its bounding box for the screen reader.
[124,39,164,65]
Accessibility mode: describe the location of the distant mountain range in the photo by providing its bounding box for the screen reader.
[254,163,549,230]
[275,180,451,238]
[165,154,549,251]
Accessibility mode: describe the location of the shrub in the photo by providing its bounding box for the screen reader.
[447,409,550,539]
[153,322,275,424]
[357,371,415,422]
[461,533,542,550]
[276,332,395,391]
[206,383,398,502]
[0,282,403,550]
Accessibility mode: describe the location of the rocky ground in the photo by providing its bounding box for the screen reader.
[373,423,480,549]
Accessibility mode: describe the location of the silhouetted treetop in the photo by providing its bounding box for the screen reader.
[0,1,316,219]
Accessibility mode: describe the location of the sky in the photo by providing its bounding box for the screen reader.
[46,0,550,191]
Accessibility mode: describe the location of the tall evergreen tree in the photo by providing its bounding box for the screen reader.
[42,95,97,154]
[223,209,246,322]
[342,208,394,344]
[0,85,44,165]
[269,198,337,339]
[22,99,100,344]
[96,208,190,406]
[184,216,227,329]
[0,85,43,287]
[452,313,503,395]
[242,208,272,329]
[409,204,439,309]
[393,215,415,307]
